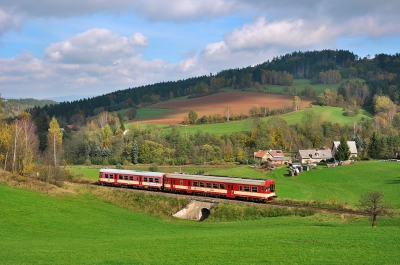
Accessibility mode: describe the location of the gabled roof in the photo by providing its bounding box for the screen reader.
[254,149,285,158]
[297,149,332,159]
[332,141,358,154]
[254,150,268,158]
[268,150,284,158]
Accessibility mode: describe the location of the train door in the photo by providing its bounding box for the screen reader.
[227,184,234,198]
[114,174,119,184]
[138,176,142,187]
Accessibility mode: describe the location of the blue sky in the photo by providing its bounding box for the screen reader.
[1,0,400,100]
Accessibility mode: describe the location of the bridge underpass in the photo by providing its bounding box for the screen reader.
[173,199,216,221]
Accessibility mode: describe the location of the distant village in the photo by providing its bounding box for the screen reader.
[254,140,358,175]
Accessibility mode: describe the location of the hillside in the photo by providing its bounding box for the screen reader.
[135,91,314,124]
[25,50,400,122]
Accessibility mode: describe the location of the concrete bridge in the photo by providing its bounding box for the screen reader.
[173,199,216,221]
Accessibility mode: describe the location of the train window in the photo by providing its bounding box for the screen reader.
[270,184,275,192]
[193,181,198,187]
[130,176,133,181]
[144,177,148,182]
[200,182,204,187]
[244,186,250,192]
[213,183,218,189]
[219,184,225,189]
[180,180,183,186]
[124,176,128,180]
[252,187,258,192]
[149,178,154,182]
[206,183,211,188]
[105,174,108,178]
[110,175,114,179]
[155,178,159,183]
[239,185,243,191]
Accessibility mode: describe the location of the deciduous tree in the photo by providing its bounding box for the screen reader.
[47,117,63,167]
[358,190,391,227]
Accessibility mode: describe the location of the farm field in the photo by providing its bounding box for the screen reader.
[134,91,314,124]
[69,161,400,208]
[1,183,399,264]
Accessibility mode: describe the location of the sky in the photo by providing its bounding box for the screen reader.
[1,0,400,100]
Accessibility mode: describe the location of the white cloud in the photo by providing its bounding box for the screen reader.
[44,29,148,64]
[224,18,336,51]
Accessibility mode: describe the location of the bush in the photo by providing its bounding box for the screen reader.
[85,159,92,166]
[116,163,123,169]
[149,164,159,172]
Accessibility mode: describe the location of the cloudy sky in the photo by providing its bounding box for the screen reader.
[1,0,400,100]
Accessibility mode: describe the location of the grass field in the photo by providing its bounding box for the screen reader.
[1,183,399,264]
[159,106,371,136]
[69,161,400,208]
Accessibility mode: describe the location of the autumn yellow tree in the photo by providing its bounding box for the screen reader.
[47,117,63,167]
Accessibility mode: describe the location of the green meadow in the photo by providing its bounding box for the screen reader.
[1,181,399,265]
[70,161,399,208]
[158,106,371,136]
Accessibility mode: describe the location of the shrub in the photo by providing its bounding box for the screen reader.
[149,164,159,172]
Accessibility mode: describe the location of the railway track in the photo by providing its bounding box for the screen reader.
[87,181,369,217]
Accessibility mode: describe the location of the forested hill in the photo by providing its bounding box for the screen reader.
[1,98,57,119]
[28,49,400,121]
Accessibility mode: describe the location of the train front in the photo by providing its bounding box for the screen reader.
[264,180,276,201]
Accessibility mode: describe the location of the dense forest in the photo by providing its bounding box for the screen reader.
[2,49,400,182]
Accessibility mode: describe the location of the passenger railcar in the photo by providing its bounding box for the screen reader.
[99,169,166,190]
[98,169,276,202]
[164,173,276,202]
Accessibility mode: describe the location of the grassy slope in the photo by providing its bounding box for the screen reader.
[160,105,371,136]
[1,184,399,264]
[70,161,400,208]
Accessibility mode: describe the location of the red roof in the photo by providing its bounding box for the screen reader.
[268,150,284,157]
[254,150,268,158]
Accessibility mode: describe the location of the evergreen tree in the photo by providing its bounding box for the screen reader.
[368,132,381,159]
[131,140,139,164]
[101,147,111,157]
[84,141,90,159]
[335,137,351,162]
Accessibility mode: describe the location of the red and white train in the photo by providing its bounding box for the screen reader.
[99,168,276,202]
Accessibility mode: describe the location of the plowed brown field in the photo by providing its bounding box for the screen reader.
[138,91,313,124]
